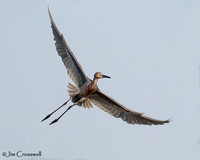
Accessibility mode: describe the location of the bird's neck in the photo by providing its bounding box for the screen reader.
[90,77,98,90]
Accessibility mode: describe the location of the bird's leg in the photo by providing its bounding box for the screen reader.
[49,103,76,125]
[41,98,71,122]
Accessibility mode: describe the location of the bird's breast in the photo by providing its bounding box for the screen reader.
[83,84,96,97]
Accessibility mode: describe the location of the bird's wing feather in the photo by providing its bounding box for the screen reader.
[90,90,169,125]
[48,8,88,87]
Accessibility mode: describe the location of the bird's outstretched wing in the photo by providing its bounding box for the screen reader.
[90,90,169,125]
[48,8,88,87]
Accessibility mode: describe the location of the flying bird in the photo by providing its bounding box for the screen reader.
[42,8,169,125]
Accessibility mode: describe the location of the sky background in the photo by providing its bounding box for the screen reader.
[0,0,200,160]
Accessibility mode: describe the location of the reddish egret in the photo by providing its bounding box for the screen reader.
[42,8,169,125]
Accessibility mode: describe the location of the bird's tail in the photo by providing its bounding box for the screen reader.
[67,83,93,109]
[67,83,79,97]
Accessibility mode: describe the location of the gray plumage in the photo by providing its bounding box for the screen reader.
[44,8,169,125]
[48,9,88,87]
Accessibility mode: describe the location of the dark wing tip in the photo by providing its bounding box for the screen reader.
[47,7,52,22]
[157,119,170,125]
[139,114,170,125]
[165,118,171,124]
[159,118,171,124]
[47,7,62,37]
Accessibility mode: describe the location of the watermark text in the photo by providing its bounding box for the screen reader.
[2,151,42,158]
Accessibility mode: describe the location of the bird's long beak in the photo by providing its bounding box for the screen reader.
[102,75,111,78]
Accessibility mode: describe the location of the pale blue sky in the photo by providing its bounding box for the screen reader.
[0,0,200,160]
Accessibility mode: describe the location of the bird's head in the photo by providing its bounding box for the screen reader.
[94,72,111,79]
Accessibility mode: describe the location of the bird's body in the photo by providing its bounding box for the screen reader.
[42,8,169,126]
[68,80,95,108]
[68,72,110,108]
